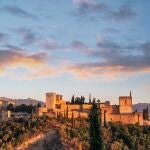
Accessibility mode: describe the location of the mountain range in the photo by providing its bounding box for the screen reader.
[0,97,45,106]
[133,103,150,114]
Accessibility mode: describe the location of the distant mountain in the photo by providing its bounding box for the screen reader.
[0,97,15,102]
[133,103,150,114]
[0,97,45,106]
[15,98,45,106]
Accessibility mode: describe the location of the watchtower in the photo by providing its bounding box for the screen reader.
[119,91,133,114]
[46,93,56,110]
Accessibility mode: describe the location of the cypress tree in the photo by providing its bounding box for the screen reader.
[64,109,66,118]
[89,94,92,103]
[80,96,84,104]
[71,111,75,128]
[37,102,41,107]
[66,105,69,119]
[89,103,104,150]
[71,95,75,104]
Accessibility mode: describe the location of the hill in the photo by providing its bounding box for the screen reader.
[0,97,45,106]
[133,103,150,114]
[15,98,45,106]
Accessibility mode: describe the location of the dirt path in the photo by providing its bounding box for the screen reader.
[25,129,64,150]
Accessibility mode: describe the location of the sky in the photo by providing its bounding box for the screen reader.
[0,0,150,104]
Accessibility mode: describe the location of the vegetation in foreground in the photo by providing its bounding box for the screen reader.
[0,115,50,149]
[57,104,150,150]
[89,103,104,149]
[1,102,150,150]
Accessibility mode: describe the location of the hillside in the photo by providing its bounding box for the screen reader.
[0,97,45,106]
[133,103,150,114]
[15,98,45,106]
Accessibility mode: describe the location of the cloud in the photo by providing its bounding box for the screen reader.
[0,5,38,20]
[68,62,150,82]
[39,38,65,50]
[67,38,150,81]
[71,40,92,54]
[73,0,91,4]
[72,1,136,22]
[0,32,8,43]
[13,27,39,45]
[107,5,137,21]
[0,38,149,81]
[103,28,120,34]
[12,27,65,50]
[96,37,121,50]
[72,0,108,16]
[3,44,25,52]
[0,50,56,80]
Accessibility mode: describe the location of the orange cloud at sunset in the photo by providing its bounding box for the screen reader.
[68,63,150,81]
[0,50,56,80]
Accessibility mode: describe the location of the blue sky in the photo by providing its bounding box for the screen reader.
[0,0,150,104]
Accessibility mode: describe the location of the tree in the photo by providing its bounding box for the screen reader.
[89,94,92,103]
[143,107,148,120]
[89,103,104,150]
[71,95,75,104]
[7,103,14,111]
[97,99,100,103]
[66,105,68,119]
[81,96,85,104]
[37,102,41,107]
[75,97,81,104]
[71,111,75,128]
[92,98,96,103]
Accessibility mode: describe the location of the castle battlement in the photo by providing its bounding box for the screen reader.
[44,92,146,125]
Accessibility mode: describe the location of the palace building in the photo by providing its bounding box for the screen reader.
[43,92,149,125]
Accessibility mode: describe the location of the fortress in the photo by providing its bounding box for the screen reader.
[45,92,146,125]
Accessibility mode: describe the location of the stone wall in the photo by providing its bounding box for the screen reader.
[105,112,143,125]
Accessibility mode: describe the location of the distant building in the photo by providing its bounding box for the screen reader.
[0,110,11,121]
[0,98,15,121]
[45,92,150,126]
[0,98,15,109]
[36,107,47,116]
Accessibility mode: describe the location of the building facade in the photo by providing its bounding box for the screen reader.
[0,98,15,121]
[45,92,148,125]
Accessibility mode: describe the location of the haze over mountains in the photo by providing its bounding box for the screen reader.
[133,103,150,114]
[0,97,45,106]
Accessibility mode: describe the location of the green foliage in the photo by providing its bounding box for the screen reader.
[81,96,85,104]
[37,102,41,107]
[75,97,81,104]
[65,118,90,149]
[71,95,86,104]
[0,116,50,149]
[59,111,150,150]
[89,103,104,150]
[71,95,75,104]
[89,94,92,103]
[109,122,150,149]
[143,107,149,120]
[7,103,14,111]
[14,104,36,113]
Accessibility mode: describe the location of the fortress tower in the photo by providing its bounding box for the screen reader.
[46,92,63,110]
[119,91,133,114]
[46,93,56,110]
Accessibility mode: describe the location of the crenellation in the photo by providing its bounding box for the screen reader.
[43,92,149,126]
